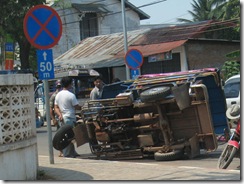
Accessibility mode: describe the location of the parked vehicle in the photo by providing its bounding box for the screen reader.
[217,104,240,169]
[53,68,229,161]
[224,74,240,109]
[51,68,100,105]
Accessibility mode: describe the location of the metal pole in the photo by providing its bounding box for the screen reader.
[121,0,130,80]
[43,80,54,164]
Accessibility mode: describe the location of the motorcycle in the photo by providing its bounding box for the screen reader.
[217,118,240,169]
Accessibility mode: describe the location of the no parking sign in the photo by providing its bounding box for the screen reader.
[23,4,62,50]
[125,49,144,70]
[23,5,62,80]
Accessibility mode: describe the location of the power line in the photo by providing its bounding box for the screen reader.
[58,0,167,25]
[60,18,239,36]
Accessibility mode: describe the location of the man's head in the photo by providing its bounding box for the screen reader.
[93,76,103,89]
[55,80,62,89]
[61,77,73,88]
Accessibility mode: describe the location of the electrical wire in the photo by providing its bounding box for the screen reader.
[60,17,239,37]
[57,0,166,25]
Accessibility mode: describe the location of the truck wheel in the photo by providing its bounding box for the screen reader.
[140,86,171,103]
[154,149,184,161]
[52,124,75,150]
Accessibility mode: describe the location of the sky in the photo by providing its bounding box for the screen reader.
[128,0,194,24]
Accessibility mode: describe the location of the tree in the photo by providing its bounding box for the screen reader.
[221,50,240,81]
[177,0,240,40]
[177,0,227,22]
[0,0,46,70]
[220,0,240,80]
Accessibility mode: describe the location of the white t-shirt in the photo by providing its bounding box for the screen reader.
[54,90,79,118]
[90,86,103,100]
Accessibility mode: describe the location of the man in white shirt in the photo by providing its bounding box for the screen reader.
[90,76,104,100]
[54,76,81,158]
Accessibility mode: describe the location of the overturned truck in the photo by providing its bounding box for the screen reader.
[53,68,229,161]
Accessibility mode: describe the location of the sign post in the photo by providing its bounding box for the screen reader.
[23,4,62,164]
[125,49,143,78]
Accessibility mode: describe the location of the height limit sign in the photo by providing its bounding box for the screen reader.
[37,49,54,80]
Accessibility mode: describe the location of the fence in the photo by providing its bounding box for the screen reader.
[0,74,38,180]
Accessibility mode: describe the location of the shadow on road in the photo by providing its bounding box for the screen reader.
[38,166,94,180]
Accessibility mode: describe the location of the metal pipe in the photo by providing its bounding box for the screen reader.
[121,0,130,80]
[44,80,54,164]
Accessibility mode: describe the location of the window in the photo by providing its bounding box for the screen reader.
[224,82,240,98]
[80,13,98,40]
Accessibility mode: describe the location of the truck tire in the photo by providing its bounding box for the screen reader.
[140,86,171,103]
[154,149,184,161]
[52,124,75,150]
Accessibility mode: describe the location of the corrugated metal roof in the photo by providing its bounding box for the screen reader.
[54,20,222,69]
[54,29,150,68]
[133,20,213,45]
[117,40,187,57]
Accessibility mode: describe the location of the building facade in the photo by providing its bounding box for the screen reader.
[50,0,149,59]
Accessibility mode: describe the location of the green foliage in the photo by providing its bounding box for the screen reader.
[177,0,240,41]
[226,50,240,59]
[221,50,240,81]
[0,0,46,70]
[178,0,228,22]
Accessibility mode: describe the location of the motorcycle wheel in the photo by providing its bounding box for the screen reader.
[140,86,171,103]
[85,122,98,154]
[217,144,238,169]
[52,124,75,151]
[154,149,184,161]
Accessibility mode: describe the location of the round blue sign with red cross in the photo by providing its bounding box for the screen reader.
[125,49,144,70]
[23,5,62,49]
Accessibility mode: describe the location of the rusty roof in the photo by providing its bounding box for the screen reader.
[54,20,224,69]
[132,20,213,45]
[54,29,150,68]
[117,40,187,57]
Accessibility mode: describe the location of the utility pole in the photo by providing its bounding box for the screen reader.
[121,0,130,80]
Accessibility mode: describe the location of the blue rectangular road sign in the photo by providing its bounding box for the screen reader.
[37,49,55,80]
[131,69,140,79]
[5,43,14,52]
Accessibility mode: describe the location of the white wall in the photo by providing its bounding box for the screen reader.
[112,66,126,81]
[52,0,141,59]
[0,74,38,180]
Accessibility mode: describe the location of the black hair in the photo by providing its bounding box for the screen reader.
[61,76,72,88]
[112,78,120,83]
[93,76,102,82]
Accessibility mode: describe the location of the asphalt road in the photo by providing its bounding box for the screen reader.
[36,125,241,180]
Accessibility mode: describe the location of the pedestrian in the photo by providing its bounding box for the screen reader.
[49,79,63,157]
[50,80,62,129]
[90,76,104,100]
[54,76,81,158]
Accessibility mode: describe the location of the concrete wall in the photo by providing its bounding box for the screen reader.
[0,74,38,180]
[185,40,240,70]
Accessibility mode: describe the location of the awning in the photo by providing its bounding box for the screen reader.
[54,55,125,69]
[124,40,187,57]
